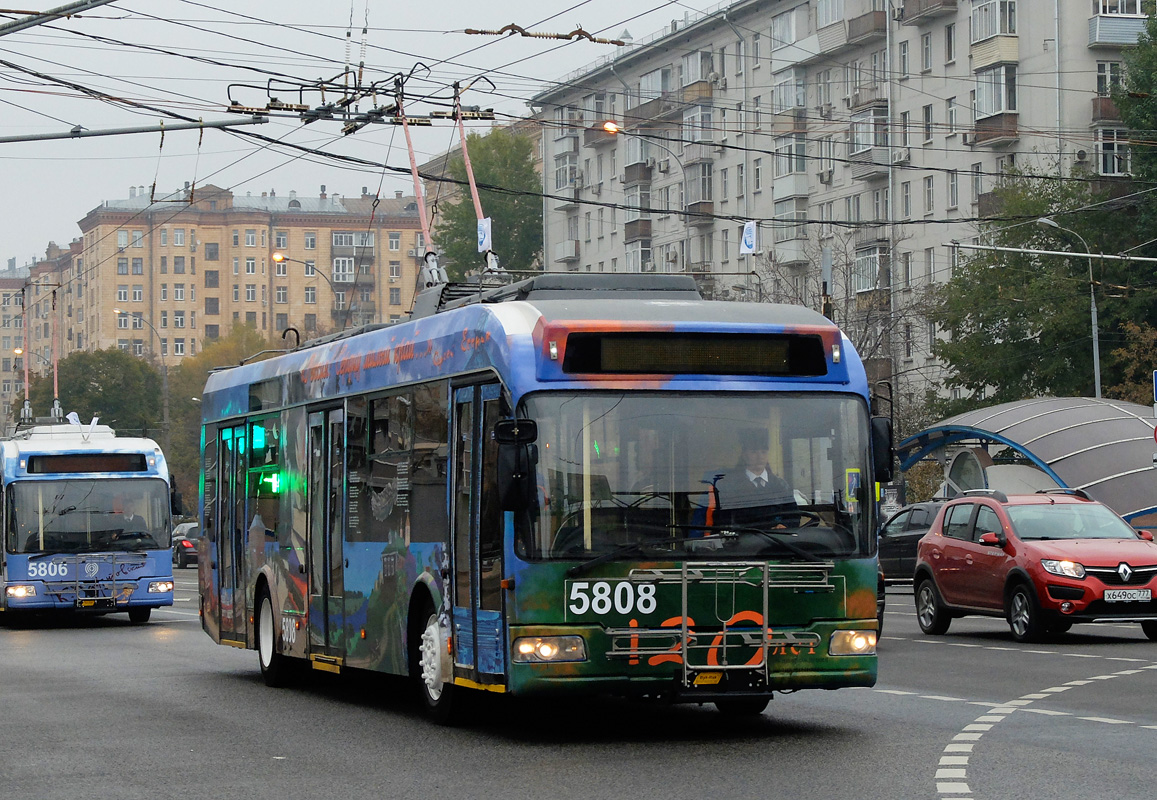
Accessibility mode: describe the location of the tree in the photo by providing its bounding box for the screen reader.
[167,325,273,501]
[17,348,161,435]
[924,167,1149,417]
[432,128,542,280]
[1115,15,1157,236]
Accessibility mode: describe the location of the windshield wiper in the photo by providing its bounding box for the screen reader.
[566,531,723,577]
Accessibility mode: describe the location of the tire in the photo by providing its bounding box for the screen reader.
[715,697,770,716]
[257,588,290,687]
[128,607,151,624]
[1007,584,1046,643]
[1141,621,1157,641]
[915,579,951,635]
[1047,621,1073,635]
[411,603,458,724]
[176,550,186,570]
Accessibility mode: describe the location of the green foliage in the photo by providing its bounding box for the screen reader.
[432,128,543,280]
[1116,14,1157,235]
[19,348,161,436]
[925,168,1148,417]
[167,325,273,500]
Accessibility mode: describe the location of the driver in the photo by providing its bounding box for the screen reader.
[708,429,798,527]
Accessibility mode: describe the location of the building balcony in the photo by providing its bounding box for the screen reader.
[553,239,580,263]
[968,113,1018,146]
[854,224,888,248]
[331,246,375,262]
[681,142,717,164]
[630,93,683,123]
[849,147,890,181]
[848,10,887,44]
[1092,96,1121,123]
[684,201,714,225]
[624,219,652,243]
[553,184,580,210]
[1089,14,1147,48]
[622,161,653,185]
[583,125,615,148]
[553,133,579,154]
[970,35,1018,71]
[771,237,808,267]
[901,0,957,25]
[847,84,886,110]
[815,21,851,59]
[681,80,714,104]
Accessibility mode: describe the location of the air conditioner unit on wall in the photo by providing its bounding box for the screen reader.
[657,159,670,173]
[818,103,833,119]
[817,169,833,184]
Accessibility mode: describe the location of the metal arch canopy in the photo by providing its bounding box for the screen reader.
[897,397,1157,524]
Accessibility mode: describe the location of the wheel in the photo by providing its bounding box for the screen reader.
[1047,621,1073,635]
[915,579,951,635]
[176,549,186,569]
[715,697,770,716]
[1141,621,1157,641]
[257,588,291,687]
[1007,584,1046,643]
[411,603,458,723]
[128,607,151,624]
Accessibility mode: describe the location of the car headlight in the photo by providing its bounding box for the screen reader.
[830,629,876,656]
[6,584,36,598]
[1041,559,1085,579]
[148,581,174,593]
[512,635,587,663]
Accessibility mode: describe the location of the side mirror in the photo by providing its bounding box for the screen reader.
[495,419,538,511]
[871,416,894,484]
[1139,530,1154,542]
[978,531,1007,548]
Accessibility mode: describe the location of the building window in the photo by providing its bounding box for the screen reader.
[132,285,143,302]
[232,284,239,302]
[304,232,316,250]
[173,256,185,274]
[205,324,219,339]
[174,311,185,328]
[975,65,1017,119]
[333,258,355,283]
[160,311,168,328]
[117,230,128,248]
[773,198,807,242]
[174,284,185,301]
[946,97,958,134]
[160,229,168,246]
[130,258,143,275]
[117,258,128,275]
[275,231,288,249]
[773,134,806,177]
[924,176,935,214]
[245,257,256,275]
[388,232,401,251]
[945,23,956,63]
[1097,0,1142,13]
[173,229,185,246]
[753,158,762,192]
[245,284,256,302]
[305,286,316,304]
[304,260,316,276]
[947,170,959,208]
[817,0,843,28]
[922,104,934,142]
[389,262,401,278]
[205,270,219,288]
[204,242,219,260]
[971,0,1016,43]
[174,338,185,356]
[1097,61,1123,97]
[389,288,401,305]
[853,248,883,293]
[902,182,912,217]
[971,162,984,201]
[898,41,909,78]
[921,32,932,71]
[117,285,128,302]
[245,229,256,247]
[1098,128,1130,175]
[205,297,219,315]
[275,259,286,277]
[275,286,287,304]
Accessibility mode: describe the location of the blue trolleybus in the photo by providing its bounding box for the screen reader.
[0,422,175,623]
[198,273,892,720]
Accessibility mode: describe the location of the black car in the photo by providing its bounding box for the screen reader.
[171,522,200,569]
[878,501,944,582]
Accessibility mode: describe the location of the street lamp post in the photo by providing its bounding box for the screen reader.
[13,346,61,422]
[113,308,169,451]
[272,252,353,329]
[1036,217,1101,399]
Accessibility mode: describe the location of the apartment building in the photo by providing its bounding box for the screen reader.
[72,184,426,364]
[531,0,1144,401]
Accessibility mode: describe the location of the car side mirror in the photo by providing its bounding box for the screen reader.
[494,419,538,512]
[871,416,894,484]
[978,531,1006,548]
[1139,530,1154,542]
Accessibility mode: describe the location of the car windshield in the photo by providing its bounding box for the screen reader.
[5,478,172,555]
[514,391,872,561]
[1007,503,1138,541]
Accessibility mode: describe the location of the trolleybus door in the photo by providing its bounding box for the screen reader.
[308,408,346,658]
[218,424,248,640]
[450,382,506,682]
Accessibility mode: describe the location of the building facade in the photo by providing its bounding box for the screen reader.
[531,0,1144,404]
[72,184,426,364]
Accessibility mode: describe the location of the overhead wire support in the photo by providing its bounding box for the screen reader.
[0,0,117,37]
[463,22,626,46]
[0,116,267,145]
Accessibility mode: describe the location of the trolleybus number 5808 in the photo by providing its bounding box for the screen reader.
[568,581,657,616]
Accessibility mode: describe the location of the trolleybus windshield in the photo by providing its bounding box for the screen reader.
[6,478,172,555]
[516,392,871,561]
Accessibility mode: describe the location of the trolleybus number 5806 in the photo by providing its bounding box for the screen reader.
[568,581,657,616]
[27,560,69,579]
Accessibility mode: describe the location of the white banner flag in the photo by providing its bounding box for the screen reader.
[477,217,492,252]
[739,220,758,254]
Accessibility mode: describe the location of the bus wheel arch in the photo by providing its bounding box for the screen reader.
[255,579,291,687]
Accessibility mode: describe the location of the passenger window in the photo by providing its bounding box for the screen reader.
[910,508,928,527]
[974,506,1001,541]
[883,511,909,536]
[943,503,974,540]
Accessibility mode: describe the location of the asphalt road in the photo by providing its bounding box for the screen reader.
[2,575,1155,800]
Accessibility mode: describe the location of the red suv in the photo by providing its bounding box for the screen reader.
[914,489,1157,642]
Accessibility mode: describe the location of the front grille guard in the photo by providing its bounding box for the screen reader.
[606,560,834,687]
[41,553,147,605]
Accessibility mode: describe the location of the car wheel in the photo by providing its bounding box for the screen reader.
[1047,620,1073,635]
[1007,584,1046,643]
[915,579,951,635]
[128,607,151,624]
[257,587,291,687]
[715,697,770,716]
[176,550,186,569]
[411,602,459,724]
[1141,621,1157,641]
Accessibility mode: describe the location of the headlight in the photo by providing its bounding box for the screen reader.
[148,581,174,593]
[1041,559,1085,579]
[830,629,876,656]
[512,635,587,663]
[6,584,36,598]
